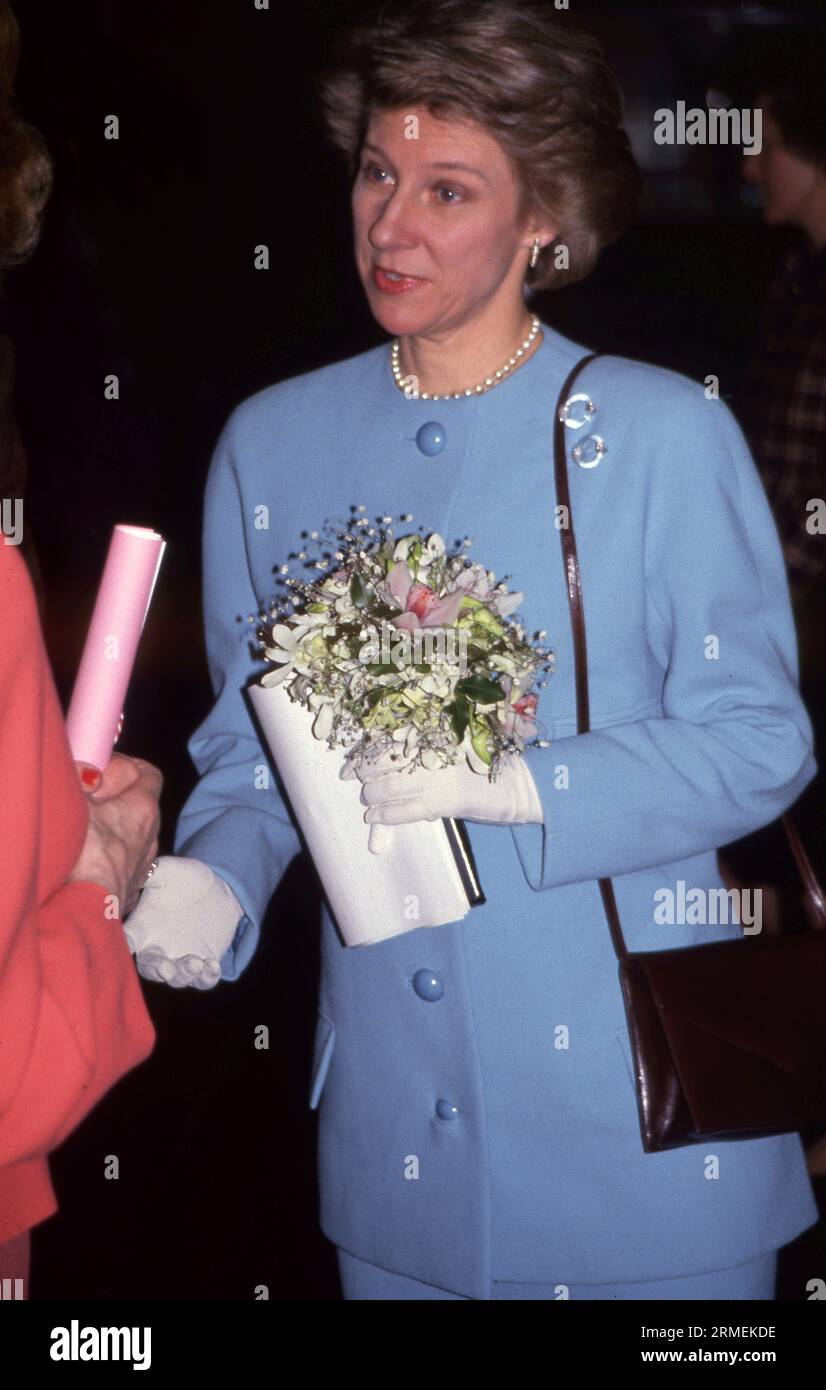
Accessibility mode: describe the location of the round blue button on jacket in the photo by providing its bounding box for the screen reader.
[413,969,445,1001]
[415,421,447,456]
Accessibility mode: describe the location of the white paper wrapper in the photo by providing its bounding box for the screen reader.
[247,680,478,946]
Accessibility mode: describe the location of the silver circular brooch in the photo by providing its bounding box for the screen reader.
[572,435,608,469]
[558,392,596,429]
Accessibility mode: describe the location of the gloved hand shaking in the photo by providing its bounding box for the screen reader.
[123,855,244,989]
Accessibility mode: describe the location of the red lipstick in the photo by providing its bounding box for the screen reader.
[372,265,426,294]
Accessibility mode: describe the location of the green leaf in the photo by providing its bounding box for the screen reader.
[447,693,470,743]
[455,675,504,703]
[470,716,494,765]
[470,607,505,638]
[465,642,489,662]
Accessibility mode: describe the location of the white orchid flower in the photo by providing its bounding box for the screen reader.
[459,562,491,598]
[488,652,519,676]
[421,532,446,564]
[260,661,295,687]
[490,588,524,618]
[392,536,416,562]
[420,746,444,770]
[418,671,451,698]
[312,701,335,740]
[261,620,318,682]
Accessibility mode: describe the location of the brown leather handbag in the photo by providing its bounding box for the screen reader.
[554,352,826,1153]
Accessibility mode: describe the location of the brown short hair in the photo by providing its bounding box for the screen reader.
[315,0,642,291]
[0,2,52,269]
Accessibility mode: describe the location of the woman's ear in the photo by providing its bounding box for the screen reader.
[528,219,559,254]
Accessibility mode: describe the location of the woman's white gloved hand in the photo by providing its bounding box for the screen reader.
[123,856,244,989]
[343,746,543,828]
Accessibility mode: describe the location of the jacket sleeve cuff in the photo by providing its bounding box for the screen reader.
[173,808,284,979]
[219,914,257,981]
[508,744,547,888]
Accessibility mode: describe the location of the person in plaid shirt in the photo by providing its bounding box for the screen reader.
[728,36,826,1178]
[731,39,826,851]
[735,227,825,601]
[735,35,826,606]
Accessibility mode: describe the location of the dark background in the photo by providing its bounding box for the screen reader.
[5,0,825,1298]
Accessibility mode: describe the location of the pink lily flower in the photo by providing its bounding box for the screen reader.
[495,675,540,739]
[384,560,467,632]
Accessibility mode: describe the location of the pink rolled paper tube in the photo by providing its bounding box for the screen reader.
[65,524,166,771]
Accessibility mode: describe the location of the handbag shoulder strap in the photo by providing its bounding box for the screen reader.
[553,352,629,962]
[780,812,826,929]
[552,353,826,955]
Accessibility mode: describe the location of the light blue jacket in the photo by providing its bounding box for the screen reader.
[174,319,820,1298]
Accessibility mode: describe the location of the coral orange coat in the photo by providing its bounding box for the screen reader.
[0,542,155,1244]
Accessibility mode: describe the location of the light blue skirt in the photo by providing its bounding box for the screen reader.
[336,1247,778,1301]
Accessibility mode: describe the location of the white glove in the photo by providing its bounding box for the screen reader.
[123,856,244,990]
[348,749,543,828]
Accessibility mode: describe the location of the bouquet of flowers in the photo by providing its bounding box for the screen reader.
[247,508,553,947]
[258,510,552,774]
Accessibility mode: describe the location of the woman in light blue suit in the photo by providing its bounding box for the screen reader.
[125,0,821,1299]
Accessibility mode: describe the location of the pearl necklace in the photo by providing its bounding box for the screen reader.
[391,313,542,400]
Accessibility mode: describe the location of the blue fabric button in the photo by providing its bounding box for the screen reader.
[416,421,446,456]
[436,1099,460,1121]
[413,969,444,1001]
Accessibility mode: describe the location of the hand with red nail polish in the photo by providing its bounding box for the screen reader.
[78,753,141,801]
[75,762,102,793]
[68,754,163,916]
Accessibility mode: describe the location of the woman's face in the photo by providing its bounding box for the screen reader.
[741,99,821,228]
[352,104,541,337]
